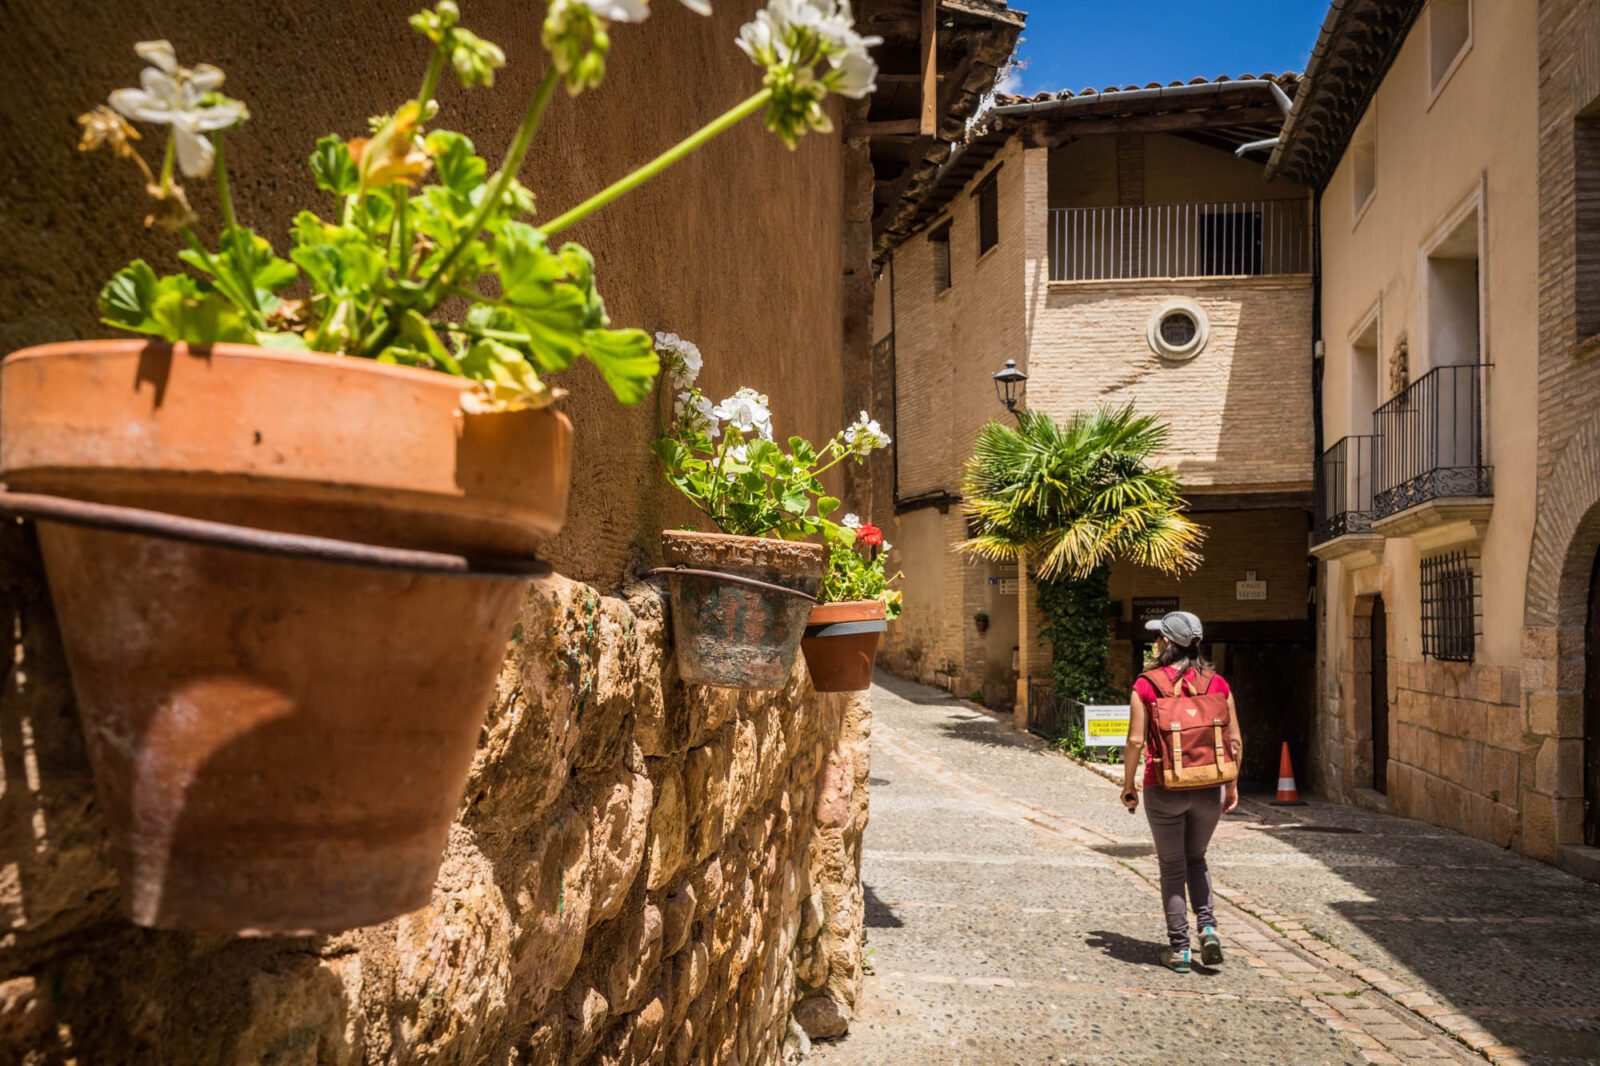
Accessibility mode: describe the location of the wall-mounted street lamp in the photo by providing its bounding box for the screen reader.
[992,359,1028,418]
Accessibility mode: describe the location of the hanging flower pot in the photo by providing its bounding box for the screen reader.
[974,611,990,634]
[657,531,825,690]
[0,341,571,934]
[801,598,887,693]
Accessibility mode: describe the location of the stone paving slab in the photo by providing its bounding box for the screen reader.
[809,674,1600,1065]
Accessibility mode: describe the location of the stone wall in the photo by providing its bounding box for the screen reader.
[0,542,870,1062]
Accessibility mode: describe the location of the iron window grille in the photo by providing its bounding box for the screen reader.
[929,222,951,293]
[1420,550,1477,662]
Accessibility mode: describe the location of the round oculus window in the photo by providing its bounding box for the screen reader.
[1146,299,1209,360]
[1159,311,1197,348]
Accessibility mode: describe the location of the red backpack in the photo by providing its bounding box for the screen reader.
[1141,668,1239,790]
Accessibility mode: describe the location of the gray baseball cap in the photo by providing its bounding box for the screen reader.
[1145,610,1203,647]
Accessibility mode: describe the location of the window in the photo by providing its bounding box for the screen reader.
[1429,0,1471,93]
[1350,111,1377,220]
[1351,305,1380,427]
[1146,299,1209,361]
[929,222,951,293]
[1421,550,1476,661]
[975,172,1000,256]
[1200,208,1264,275]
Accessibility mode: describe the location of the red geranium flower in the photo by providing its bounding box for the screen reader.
[857,523,884,547]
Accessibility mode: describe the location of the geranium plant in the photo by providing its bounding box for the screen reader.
[77,0,880,409]
[822,513,903,617]
[652,334,891,539]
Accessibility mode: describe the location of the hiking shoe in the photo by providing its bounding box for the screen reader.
[1158,947,1191,974]
[1199,926,1224,966]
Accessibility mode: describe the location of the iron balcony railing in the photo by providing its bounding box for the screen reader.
[1313,435,1378,544]
[1373,364,1492,520]
[1048,198,1311,282]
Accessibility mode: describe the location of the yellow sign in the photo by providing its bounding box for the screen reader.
[1087,719,1126,737]
[1081,704,1130,747]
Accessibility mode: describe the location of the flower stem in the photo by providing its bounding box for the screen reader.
[181,226,263,329]
[423,66,560,304]
[418,46,447,112]
[159,135,176,191]
[391,187,411,274]
[211,133,261,315]
[542,88,772,236]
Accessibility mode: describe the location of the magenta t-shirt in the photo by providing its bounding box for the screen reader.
[1132,666,1231,788]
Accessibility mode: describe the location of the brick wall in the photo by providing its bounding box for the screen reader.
[1523,0,1600,869]
[1026,276,1314,494]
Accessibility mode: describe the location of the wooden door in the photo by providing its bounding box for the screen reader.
[1584,550,1600,847]
[1372,597,1390,795]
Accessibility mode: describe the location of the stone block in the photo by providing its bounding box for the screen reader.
[1487,706,1525,750]
[1535,738,1584,797]
[511,805,593,1009]
[586,765,654,926]
[793,995,849,1039]
[1521,791,1560,861]
[646,758,688,892]
[660,883,697,959]
[1480,745,1519,803]
[605,903,665,1014]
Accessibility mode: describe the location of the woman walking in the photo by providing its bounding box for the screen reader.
[1120,610,1243,973]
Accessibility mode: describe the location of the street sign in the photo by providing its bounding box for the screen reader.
[1236,569,1267,601]
[1082,703,1130,747]
[1132,596,1179,624]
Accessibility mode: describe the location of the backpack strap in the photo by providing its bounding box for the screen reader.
[1185,668,1216,696]
[1140,668,1177,699]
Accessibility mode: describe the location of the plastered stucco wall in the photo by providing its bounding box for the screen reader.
[0,0,852,591]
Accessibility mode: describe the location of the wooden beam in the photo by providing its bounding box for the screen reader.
[849,118,923,137]
[1024,104,1285,146]
[877,71,945,83]
[919,0,937,135]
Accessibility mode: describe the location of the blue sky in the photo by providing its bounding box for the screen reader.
[1007,0,1330,97]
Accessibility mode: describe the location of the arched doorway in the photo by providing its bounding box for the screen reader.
[1585,551,1600,846]
[1371,596,1390,795]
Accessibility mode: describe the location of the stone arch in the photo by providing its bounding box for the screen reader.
[1519,411,1600,860]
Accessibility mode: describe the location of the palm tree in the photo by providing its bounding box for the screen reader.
[958,406,1203,708]
[959,406,1202,580]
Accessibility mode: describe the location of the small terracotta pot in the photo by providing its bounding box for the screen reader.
[975,618,990,634]
[659,531,825,690]
[801,599,887,693]
[1,341,571,934]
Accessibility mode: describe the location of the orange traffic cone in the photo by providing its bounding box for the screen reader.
[1270,742,1306,805]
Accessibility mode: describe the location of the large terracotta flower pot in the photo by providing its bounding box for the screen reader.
[658,531,825,690]
[0,341,572,934]
[801,599,887,693]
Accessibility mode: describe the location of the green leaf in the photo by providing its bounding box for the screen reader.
[818,495,841,518]
[254,330,309,350]
[583,327,657,405]
[309,134,360,198]
[492,222,587,371]
[457,338,556,409]
[99,260,164,335]
[396,310,463,374]
[149,287,255,345]
[425,131,488,199]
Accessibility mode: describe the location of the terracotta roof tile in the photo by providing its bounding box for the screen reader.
[994,72,1300,108]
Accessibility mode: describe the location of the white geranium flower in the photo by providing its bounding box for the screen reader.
[728,443,749,463]
[675,389,720,436]
[881,541,892,554]
[843,410,891,454]
[573,0,710,19]
[841,513,861,529]
[109,41,245,178]
[655,331,703,389]
[712,387,773,440]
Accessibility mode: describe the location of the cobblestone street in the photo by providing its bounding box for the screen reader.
[813,676,1600,1066]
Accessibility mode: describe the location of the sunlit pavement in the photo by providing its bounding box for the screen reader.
[811,674,1600,1066]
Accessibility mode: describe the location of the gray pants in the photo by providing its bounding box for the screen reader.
[1143,785,1222,951]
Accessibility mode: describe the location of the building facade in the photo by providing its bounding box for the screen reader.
[1276,0,1599,875]
[873,77,1318,781]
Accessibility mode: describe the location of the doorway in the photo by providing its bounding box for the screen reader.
[1371,596,1390,795]
[1585,550,1600,846]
